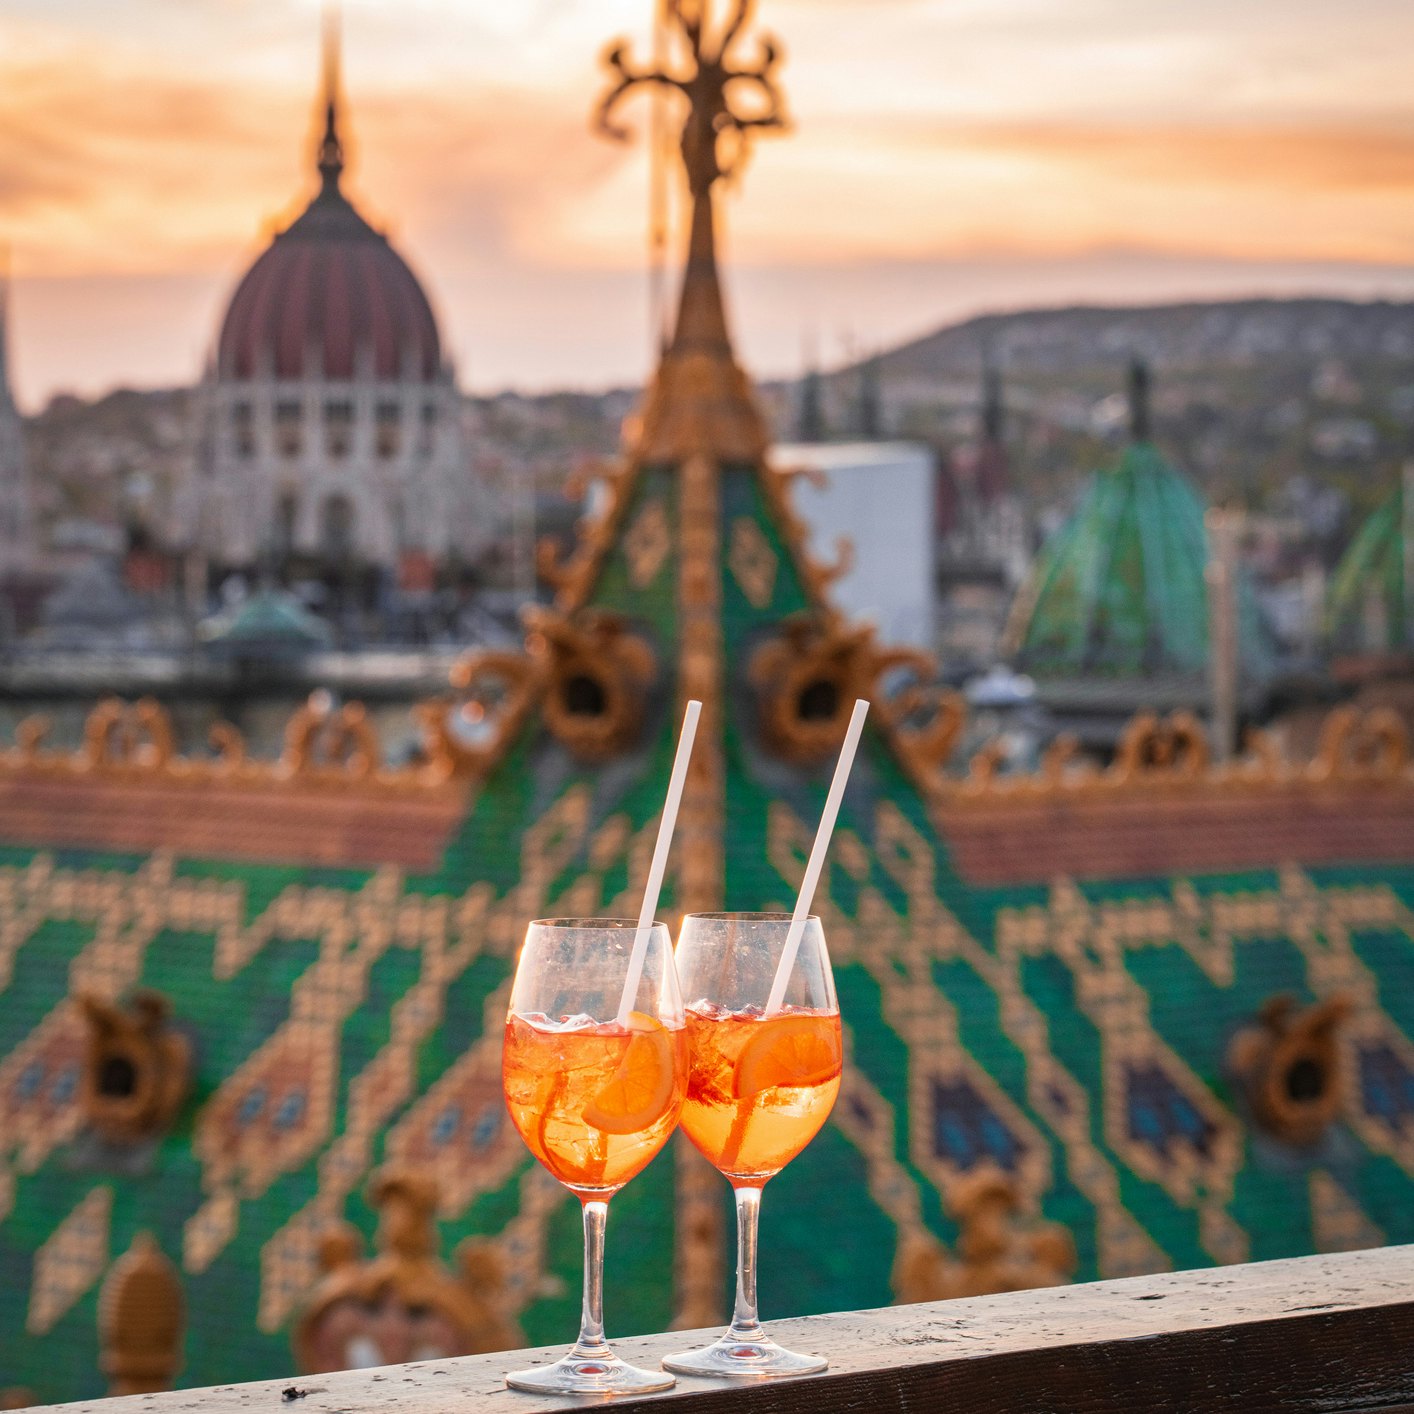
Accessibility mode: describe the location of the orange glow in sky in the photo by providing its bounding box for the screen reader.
[3,0,1414,404]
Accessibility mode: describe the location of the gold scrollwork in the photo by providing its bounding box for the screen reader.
[525,607,658,761]
[1228,994,1352,1147]
[748,613,877,764]
[892,1165,1076,1304]
[415,652,543,779]
[77,991,192,1147]
[83,698,176,773]
[281,694,381,780]
[1310,706,1409,783]
[1111,710,1209,783]
[293,1168,523,1373]
[749,614,965,775]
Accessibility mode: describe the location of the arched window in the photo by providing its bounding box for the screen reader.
[325,400,354,458]
[275,401,302,458]
[376,401,401,459]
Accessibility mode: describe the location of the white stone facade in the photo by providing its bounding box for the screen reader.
[188,371,480,572]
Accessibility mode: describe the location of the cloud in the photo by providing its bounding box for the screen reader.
[940,121,1414,194]
[6,0,1414,403]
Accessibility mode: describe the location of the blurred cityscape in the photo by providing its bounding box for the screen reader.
[4,248,1412,763]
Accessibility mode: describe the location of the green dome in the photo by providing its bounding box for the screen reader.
[200,587,333,654]
[1327,475,1412,653]
[1009,441,1269,679]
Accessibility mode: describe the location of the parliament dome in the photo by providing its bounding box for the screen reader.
[215,86,442,384]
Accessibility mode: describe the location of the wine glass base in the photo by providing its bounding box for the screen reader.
[505,1351,676,1396]
[662,1333,828,1379]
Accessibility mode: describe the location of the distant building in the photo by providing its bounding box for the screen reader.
[795,363,826,442]
[1003,361,1275,741]
[773,440,936,649]
[183,27,486,596]
[0,261,35,574]
[935,362,1030,669]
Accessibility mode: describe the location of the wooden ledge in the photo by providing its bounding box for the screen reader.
[37,1246,1414,1414]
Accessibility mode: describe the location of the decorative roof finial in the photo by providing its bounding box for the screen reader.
[1128,356,1152,443]
[597,0,787,355]
[316,3,345,192]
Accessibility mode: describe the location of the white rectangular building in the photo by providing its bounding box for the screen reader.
[772,441,936,650]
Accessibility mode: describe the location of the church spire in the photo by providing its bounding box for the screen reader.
[1128,356,1152,443]
[316,4,345,193]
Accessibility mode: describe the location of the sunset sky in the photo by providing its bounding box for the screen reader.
[3,0,1414,407]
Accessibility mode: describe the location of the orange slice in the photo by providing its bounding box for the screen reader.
[582,1012,678,1136]
[733,1013,841,1098]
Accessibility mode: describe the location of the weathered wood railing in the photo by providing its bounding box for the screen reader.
[39,1247,1414,1414]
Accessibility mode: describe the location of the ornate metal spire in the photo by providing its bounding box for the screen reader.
[598,0,787,358]
[316,5,345,193]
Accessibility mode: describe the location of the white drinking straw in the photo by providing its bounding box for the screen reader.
[764,697,870,1016]
[615,699,702,1028]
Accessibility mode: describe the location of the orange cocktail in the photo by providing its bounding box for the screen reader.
[501,917,686,1397]
[665,912,841,1379]
[680,1006,842,1182]
[503,1010,687,1198]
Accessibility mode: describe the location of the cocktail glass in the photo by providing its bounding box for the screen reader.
[502,917,687,1396]
[665,911,842,1378]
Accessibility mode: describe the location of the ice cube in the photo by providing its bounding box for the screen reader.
[553,1012,598,1032]
[514,1011,599,1033]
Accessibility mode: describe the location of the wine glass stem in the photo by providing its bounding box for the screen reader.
[571,1199,613,1360]
[729,1185,766,1340]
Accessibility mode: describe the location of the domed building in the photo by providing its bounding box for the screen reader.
[1004,363,1273,736]
[1326,466,1414,656]
[187,35,484,596]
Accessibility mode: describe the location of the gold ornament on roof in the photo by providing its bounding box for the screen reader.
[98,1232,185,1396]
[1310,705,1409,782]
[597,0,787,201]
[78,991,192,1147]
[293,1168,522,1373]
[524,607,658,762]
[749,612,965,772]
[1228,994,1352,1148]
[892,1165,1076,1305]
[83,698,176,773]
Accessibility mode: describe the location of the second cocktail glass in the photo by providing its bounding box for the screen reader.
[666,911,842,1378]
